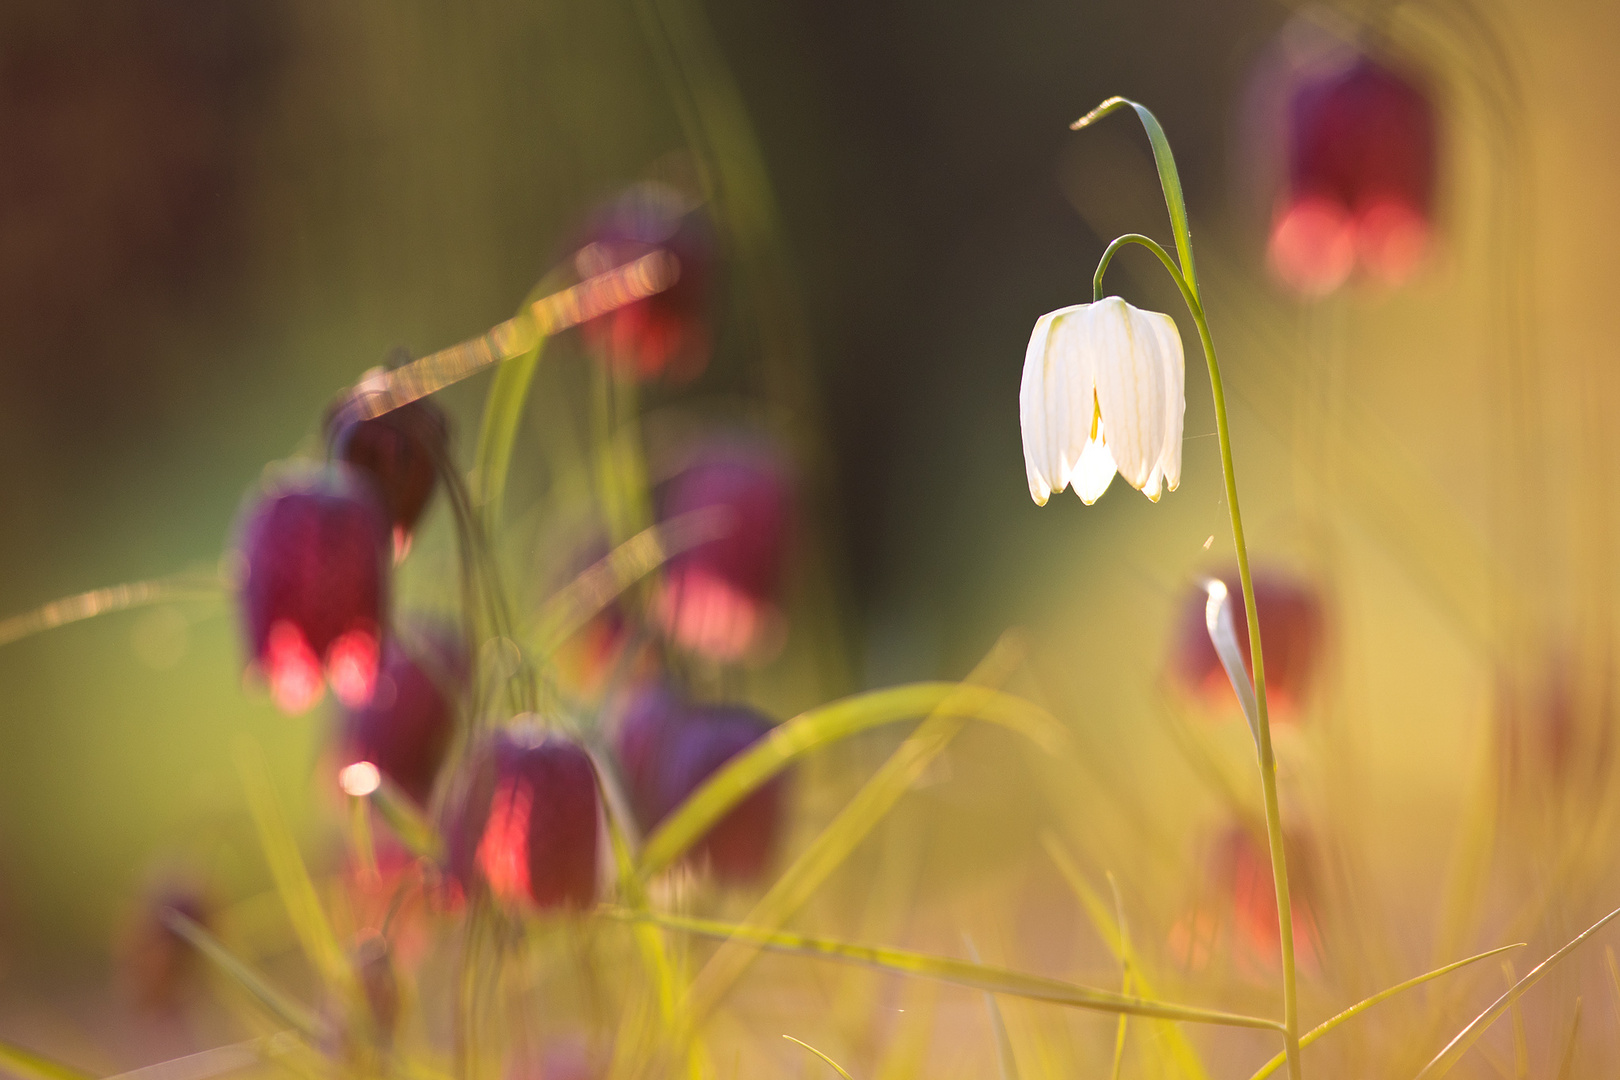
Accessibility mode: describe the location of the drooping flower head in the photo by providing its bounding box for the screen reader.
[575,182,712,383]
[1171,568,1326,719]
[1255,27,1437,294]
[444,724,600,911]
[655,439,795,662]
[1020,296,1185,506]
[235,467,391,714]
[335,618,467,806]
[326,384,449,549]
[612,683,784,883]
[1170,824,1320,976]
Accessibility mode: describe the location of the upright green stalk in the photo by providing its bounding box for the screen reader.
[1092,227,1302,1079]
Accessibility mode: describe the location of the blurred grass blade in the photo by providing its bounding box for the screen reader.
[1044,837,1210,1080]
[0,569,219,649]
[1107,875,1130,1080]
[235,739,348,990]
[965,936,1020,1080]
[1245,943,1523,1080]
[472,337,543,527]
[533,508,730,656]
[613,909,1283,1031]
[0,1036,93,1080]
[1415,905,1620,1080]
[164,910,327,1040]
[683,635,1031,1020]
[1070,97,1196,297]
[103,1035,290,1080]
[639,674,1066,877]
[367,776,442,860]
[1553,997,1582,1080]
[875,980,939,1080]
[784,1037,855,1080]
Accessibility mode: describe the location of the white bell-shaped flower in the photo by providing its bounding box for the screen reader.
[1019,295,1186,505]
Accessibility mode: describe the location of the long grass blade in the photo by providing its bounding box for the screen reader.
[533,508,730,656]
[965,937,1020,1080]
[0,571,219,649]
[610,909,1284,1031]
[366,775,442,860]
[163,911,327,1040]
[784,1037,855,1080]
[1044,837,1210,1080]
[1070,97,1197,297]
[1244,943,1523,1080]
[102,1035,291,1080]
[0,1037,93,1080]
[638,675,1066,878]
[471,337,544,526]
[682,636,1031,1021]
[1413,904,1620,1079]
[234,740,348,990]
[1553,997,1582,1080]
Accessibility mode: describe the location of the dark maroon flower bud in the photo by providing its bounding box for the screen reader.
[444,725,601,911]
[612,685,784,883]
[1267,48,1436,294]
[655,441,794,662]
[235,467,391,714]
[119,885,210,1012]
[327,387,449,547]
[336,620,467,806]
[1170,569,1325,720]
[575,182,712,384]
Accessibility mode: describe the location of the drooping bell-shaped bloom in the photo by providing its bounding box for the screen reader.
[327,387,449,547]
[1019,296,1185,506]
[1171,568,1325,719]
[1266,49,1436,294]
[444,724,600,911]
[1170,825,1320,975]
[235,468,391,714]
[576,182,713,383]
[612,683,784,883]
[336,620,467,806]
[655,440,795,662]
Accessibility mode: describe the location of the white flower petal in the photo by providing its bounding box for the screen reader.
[1019,310,1063,505]
[1073,429,1117,505]
[1143,307,1186,495]
[1091,296,1166,493]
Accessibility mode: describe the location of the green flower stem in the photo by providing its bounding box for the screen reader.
[1094,232,1302,1080]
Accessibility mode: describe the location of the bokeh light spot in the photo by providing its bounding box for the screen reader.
[266,620,324,714]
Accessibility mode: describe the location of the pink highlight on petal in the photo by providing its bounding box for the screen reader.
[266,620,324,714]
[1267,196,1356,296]
[1356,198,1430,286]
[477,777,533,904]
[328,628,380,708]
[657,566,761,661]
[392,526,413,565]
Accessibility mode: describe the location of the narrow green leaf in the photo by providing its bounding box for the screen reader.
[234,740,348,990]
[638,680,1067,878]
[784,1037,855,1080]
[164,910,328,1041]
[1071,97,1197,298]
[367,775,442,860]
[609,909,1284,1032]
[102,1035,290,1080]
[1244,943,1523,1080]
[0,1037,93,1080]
[965,937,1020,1080]
[0,569,219,649]
[472,338,544,528]
[1044,837,1210,1080]
[1415,907,1620,1080]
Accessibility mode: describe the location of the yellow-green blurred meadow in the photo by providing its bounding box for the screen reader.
[6,1,1620,1078]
